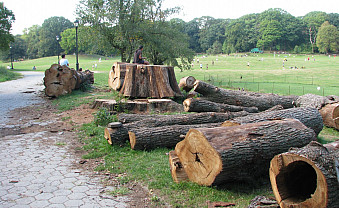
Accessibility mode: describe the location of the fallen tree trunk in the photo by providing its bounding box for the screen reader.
[108,62,132,91]
[107,111,248,145]
[169,150,189,183]
[319,103,339,130]
[270,141,339,208]
[119,64,182,98]
[175,119,316,186]
[178,76,196,92]
[44,64,94,97]
[224,107,323,136]
[183,98,258,113]
[294,93,331,109]
[129,123,221,150]
[193,80,298,111]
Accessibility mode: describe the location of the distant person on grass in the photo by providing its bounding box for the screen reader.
[60,54,69,67]
[133,45,149,65]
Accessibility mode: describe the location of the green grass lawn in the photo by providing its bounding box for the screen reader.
[2,53,339,207]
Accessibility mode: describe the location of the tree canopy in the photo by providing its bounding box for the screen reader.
[0,2,15,51]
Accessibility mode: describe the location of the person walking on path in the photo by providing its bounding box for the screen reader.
[59,54,69,67]
[133,45,149,65]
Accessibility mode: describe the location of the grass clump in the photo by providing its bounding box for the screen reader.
[0,66,21,82]
[94,107,117,126]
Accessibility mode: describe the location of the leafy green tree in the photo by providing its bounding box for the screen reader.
[0,2,15,51]
[10,35,27,59]
[197,17,227,52]
[257,19,283,51]
[302,11,327,53]
[38,16,73,57]
[327,13,339,28]
[183,19,202,53]
[207,40,222,55]
[21,25,40,59]
[316,21,338,53]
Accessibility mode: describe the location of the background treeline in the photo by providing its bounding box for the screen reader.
[2,0,339,69]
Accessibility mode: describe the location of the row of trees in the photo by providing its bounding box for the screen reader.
[1,1,338,69]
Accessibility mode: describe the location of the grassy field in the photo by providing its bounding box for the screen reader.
[2,53,339,207]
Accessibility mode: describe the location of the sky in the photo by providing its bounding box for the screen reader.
[3,0,339,35]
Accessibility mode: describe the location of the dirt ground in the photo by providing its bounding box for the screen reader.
[5,96,155,207]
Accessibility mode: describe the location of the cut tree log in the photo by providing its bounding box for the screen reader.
[108,62,133,90]
[319,103,339,130]
[129,123,221,150]
[119,64,182,98]
[175,118,316,186]
[169,150,189,183]
[183,98,258,113]
[193,80,298,111]
[270,141,339,208]
[178,76,196,92]
[44,64,94,97]
[294,93,331,109]
[224,107,323,136]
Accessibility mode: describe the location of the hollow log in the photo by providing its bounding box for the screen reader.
[119,65,182,98]
[178,76,196,92]
[169,150,189,183]
[319,103,339,130]
[44,64,94,97]
[129,123,221,150]
[108,62,132,91]
[183,98,258,113]
[175,119,316,186]
[294,93,331,109]
[193,80,298,111]
[224,107,323,136]
[108,111,248,145]
[270,141,339,208]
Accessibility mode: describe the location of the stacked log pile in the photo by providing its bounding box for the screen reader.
[44,64,94,97]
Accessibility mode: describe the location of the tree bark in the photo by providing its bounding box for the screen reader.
[44,64,94,97]
[193,80,298,111]
[108,62,132,91]
[270,141,339,208]
[294,93,331,109]
[224,107,323,136]
[129,123,221,150]
[183,98,258,113]
[178,76,196,92]
[175,119,316,186]
[169,150,189,183]
[319,103,339,130]
[119,64,182,98]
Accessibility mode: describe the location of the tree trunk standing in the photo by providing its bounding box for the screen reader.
[225,107,323,136]
[193,80,298,111]
[108,62,131,91]
[183,98,258,113]
[175,119,316,186]
[178,76,196,92]
[44,64,94,97]
[319,103,339,130]
[169,150,189,183]
[119,64,182,98]
[108,112,248,145]
[129,123,222,150]
[270,141,339,208]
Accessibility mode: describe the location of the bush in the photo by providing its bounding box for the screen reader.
[94,107,117,126]
[0,66,20,82]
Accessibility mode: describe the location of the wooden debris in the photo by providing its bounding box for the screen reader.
[207,201,235,208]
[178,76,196,92]
[319,102,339,130]
[169,150,189,183]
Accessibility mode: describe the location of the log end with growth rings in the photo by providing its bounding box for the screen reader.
[270,153,328,208]
[175,129,223,186]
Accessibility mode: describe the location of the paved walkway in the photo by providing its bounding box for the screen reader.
[0,72,128,207]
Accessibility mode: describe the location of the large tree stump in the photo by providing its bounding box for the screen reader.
[107,112,248,146]
[183,98,258,113]
[108,62,132,90]
[319,103,339,130]
[119,64,182,98]
[44,64,94,97]
[193,80,298,111]
[169,150,189,183]
[225,107,323,136]
[270,141,339,208]
[178,76,196,92]
[175,119,316,186]
[129,123,221,150]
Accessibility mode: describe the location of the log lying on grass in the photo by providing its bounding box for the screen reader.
[224,107,323,135]
[270,141,339,208]
[183,98,258,113]
[44,64,94,97]
[169,150,189,183]
[178,76,196,92]
[119,64,182,98]
[193,80,298,111]
[294,93,331,109]
[175,119,316,186]
[129,123,221,150]
[319,103,339,130]
[108,62,132,91]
